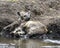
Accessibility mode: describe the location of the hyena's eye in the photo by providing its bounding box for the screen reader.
[16,30,21,32]
[24,15,26,17]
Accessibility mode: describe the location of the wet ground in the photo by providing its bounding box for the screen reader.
[0,37,60,48]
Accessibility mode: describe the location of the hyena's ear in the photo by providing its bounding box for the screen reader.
[17,11,23,20]
[17,12,20,16]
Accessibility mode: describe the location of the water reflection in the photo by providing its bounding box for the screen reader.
[0,37,60,48]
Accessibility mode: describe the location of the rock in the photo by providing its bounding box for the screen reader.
[46,23,60,39]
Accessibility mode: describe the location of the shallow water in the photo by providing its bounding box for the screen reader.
[0,37,60,48]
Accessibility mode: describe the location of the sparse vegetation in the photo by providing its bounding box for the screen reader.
[3,0,18,2]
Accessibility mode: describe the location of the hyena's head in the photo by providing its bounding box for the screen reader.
[17,11,31,21]
[10,27,25,38]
